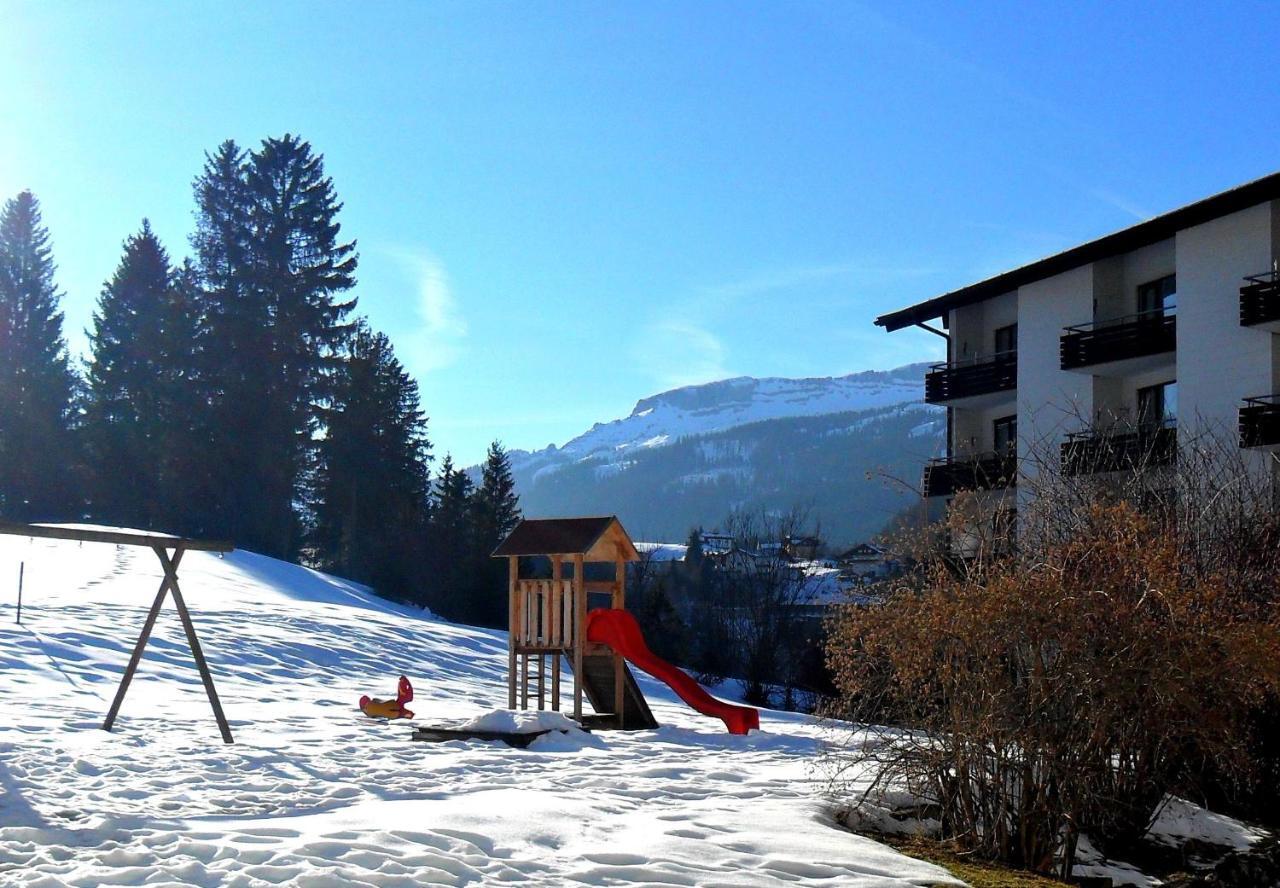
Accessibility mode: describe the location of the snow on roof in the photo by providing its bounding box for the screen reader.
[635,542,688,562]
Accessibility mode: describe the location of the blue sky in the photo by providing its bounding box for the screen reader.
[2,2,1278,465]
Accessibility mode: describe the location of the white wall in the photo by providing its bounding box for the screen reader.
[949,290,1017,361]
[1015,264,1096,478]
[1175,201,1276,461]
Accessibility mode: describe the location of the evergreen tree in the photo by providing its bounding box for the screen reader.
[0,191,76,519]
[84,221,200,529]
[313,322,430,599]
[192,135,357,556]
[189,140,254,540]
[472,440,521,546]
[429,454,474,619]
[466,441,522,626]
[685,526,704,566]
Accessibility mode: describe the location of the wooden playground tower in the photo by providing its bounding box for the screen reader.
[493,516,656,730]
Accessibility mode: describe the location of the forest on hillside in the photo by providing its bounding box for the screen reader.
[0,134,518,627]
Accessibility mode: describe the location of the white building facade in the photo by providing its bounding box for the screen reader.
[876,173,1280,523]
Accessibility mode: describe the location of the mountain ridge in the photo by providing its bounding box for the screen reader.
[482,362,942,548]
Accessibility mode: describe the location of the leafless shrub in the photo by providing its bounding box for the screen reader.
[824,424,1280,878]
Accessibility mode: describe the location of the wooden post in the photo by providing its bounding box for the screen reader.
[551,555,562,711]
[103,546,234,744]
[15,562,22,625]
[507,556,518,709]
[613,557,625,728]
[537,653,546,710]
[161,547,234,744]
[573,553,585,721]
[103,550,180,734]
[520,652,529,709]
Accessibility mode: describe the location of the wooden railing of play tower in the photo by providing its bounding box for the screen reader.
[506,554,627,724]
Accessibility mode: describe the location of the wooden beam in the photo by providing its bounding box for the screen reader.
[507,556,518,710]
[160,547,233,744]
[0,521,232,553]
[573,553,585,721]
[551,556,562,711]
[102,546,233,744]
[537,653,546,710]
[103,549,180,734]
[521,652,529,709]
[613,556,625,729]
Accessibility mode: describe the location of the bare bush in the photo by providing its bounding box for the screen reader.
[824,425,1280,877]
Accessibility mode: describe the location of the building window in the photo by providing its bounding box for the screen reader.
[1137,381,1176,431]
[993,415,1017,456]
[994,323,1017,356]
[1137,274,1176,317]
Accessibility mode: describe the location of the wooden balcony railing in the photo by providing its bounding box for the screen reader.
[1240,395,1280,448]
[1060,423,1177,476]
[1060,309,1176,370]
[922,451,1018,498]
[925,352,1017,404]
[1240,272,1280,327]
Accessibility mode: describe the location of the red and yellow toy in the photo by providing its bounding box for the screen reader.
[358,675,415,719]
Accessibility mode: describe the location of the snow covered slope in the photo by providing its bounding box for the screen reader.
[0,530,955,887]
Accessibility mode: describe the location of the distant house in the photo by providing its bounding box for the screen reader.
[700,532,735,556]
[783,535,820,561]
[836,543,897,585]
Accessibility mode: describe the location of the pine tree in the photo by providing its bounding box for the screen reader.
[189,140,255,540]
[429,454,475,619]
[84,221,200,529]
[0,191,77,520]
[473,441,521,545]
[685,526,704,566]
[466,441,522,626]
[313,322,430,599]
[192,135,358,556]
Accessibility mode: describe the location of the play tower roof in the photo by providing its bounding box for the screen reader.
[492,516,639,562]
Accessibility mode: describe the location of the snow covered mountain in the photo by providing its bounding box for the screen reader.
[501,363,944,547]
[511,364,931,480]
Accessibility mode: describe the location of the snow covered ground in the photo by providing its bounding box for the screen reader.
[0,530,957,887]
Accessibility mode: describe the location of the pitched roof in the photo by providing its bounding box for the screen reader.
[875,169,1280,332]
[491,516,639,560]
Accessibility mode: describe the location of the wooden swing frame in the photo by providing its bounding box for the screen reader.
[0,521,236,744]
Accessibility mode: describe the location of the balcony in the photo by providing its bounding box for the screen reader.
[1059,309,1176,374]
[924,352,1017,407]
[922,451,1017,498]
[1240,395,1280,448]
[1060,422,1177,476]
[1240,272,1280,329]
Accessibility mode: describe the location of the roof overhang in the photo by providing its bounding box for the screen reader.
[875,170,1280,333]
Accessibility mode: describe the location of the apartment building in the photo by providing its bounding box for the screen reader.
[875,172,1280,521]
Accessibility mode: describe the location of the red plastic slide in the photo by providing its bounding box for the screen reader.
[585,608,760,735]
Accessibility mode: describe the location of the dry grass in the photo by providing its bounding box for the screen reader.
[875,833,1068,888]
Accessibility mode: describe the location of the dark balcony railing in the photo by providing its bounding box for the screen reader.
[1059,308,1176,370]
[1240,395,1280,447]
[1060,422,1177,476]
[1240,272,1280,327]
[925,352,1017,404]
[922,451,1017,498]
